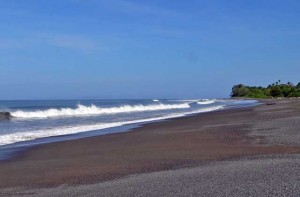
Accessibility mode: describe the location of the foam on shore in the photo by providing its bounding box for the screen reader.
[0,105,224,146]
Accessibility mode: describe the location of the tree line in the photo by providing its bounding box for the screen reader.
[231,80,300,98]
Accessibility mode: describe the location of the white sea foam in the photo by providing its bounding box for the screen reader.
[0,105,224,146]
[232,100,258,104]
[153,99,159,102]
[197,99,216,105]
[168,99,199,102]
[11,103,190,119]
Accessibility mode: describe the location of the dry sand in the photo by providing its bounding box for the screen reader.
[0,99,300,196]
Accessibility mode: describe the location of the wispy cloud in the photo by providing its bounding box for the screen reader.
[42,34,98,51]
[0,39,24,49]
[0,33,105,53]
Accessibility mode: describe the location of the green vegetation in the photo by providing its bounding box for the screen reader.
[231,80,300,98]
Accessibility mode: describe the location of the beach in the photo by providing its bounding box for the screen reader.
[1,99,300,196]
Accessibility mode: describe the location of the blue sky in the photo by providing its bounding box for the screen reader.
[0,0,299,99]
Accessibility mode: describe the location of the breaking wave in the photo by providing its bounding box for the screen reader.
[0,105,224,146]
[197,99,216,105]
[11,103,191,119]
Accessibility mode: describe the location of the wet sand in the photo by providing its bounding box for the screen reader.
[0,99,300,195]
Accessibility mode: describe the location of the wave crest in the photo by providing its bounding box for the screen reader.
[11,103,190,119]
[197,99,216,105]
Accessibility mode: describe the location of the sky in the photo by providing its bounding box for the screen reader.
[0,0,299,99]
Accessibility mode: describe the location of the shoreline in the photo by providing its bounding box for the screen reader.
[0,99,258,161]
[0,98,300,192]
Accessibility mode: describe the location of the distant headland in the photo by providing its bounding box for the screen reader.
[231,80,300,98]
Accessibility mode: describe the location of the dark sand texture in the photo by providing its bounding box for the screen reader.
[3,154,299,197]
[0,99,300,195]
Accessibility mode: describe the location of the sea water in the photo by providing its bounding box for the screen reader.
[0,99,259,159]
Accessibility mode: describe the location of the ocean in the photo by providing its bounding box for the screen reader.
[0,99,259,159]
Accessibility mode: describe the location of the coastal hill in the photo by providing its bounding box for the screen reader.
[231,80,300,98]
